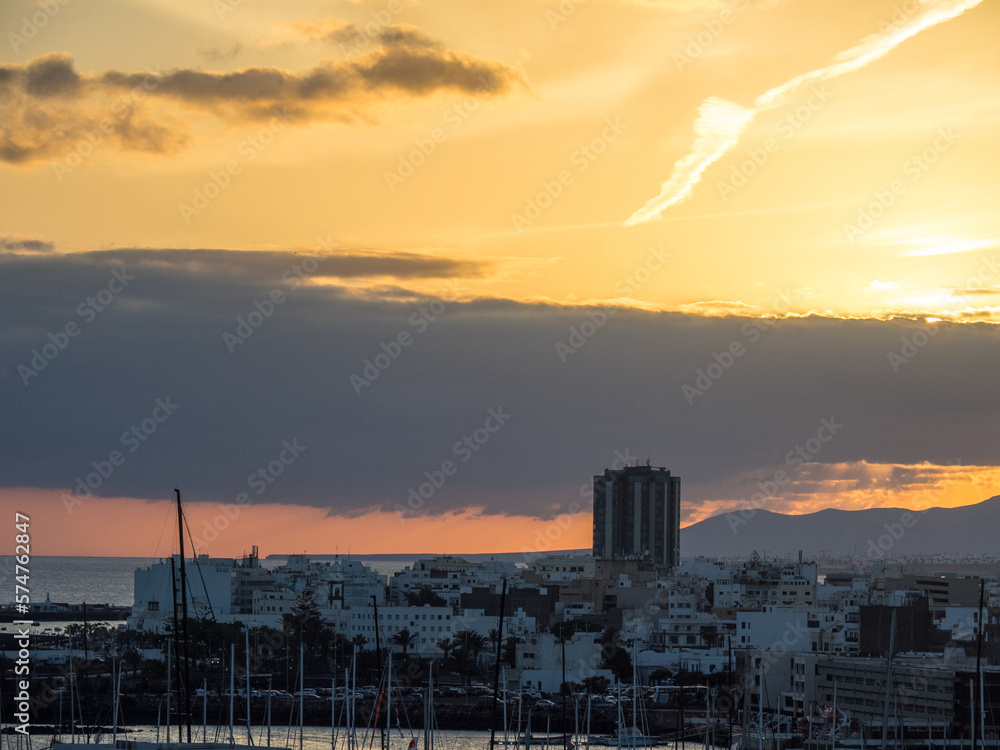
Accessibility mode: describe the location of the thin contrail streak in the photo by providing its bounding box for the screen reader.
[624,0,984,227]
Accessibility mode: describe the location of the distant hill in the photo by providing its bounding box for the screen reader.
[265,550,592,563]
[265,497,1000,564]
[680,495,1000,559]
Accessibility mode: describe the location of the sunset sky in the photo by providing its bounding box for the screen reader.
[2,0,999,558]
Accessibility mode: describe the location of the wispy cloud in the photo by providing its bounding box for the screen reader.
[625,98,754,225]
[625,0,985,225]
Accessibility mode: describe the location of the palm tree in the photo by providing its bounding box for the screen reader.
[391,629,418,659]
[596,626,631,683]
[596,625,621,648]
[437,637,456,660]
[454,629,488,661]
[352,634,368,654]
[451,648,479,686]
[123,647,144,681]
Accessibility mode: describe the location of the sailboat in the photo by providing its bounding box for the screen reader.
[591,643,658,748]
[50,489,287,750]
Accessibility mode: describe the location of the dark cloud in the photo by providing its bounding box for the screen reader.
[314,22,442,51]
[21,52,82,97]
[2,249,999,521]
[0,42,525,162]
[198,43,244,64]
[0,55,187,163]
[116,48,520,107]
[0,236,54,253]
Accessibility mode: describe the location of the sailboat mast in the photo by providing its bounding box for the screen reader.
[490,578,508,750]
[169,559,180,741]
[880,608,896,750]
[246,625,252,744]
[631,640,637,742]
[976,577,986,750]
[373,596,384,750]
[758,661,763,750]
[176,488,193,742]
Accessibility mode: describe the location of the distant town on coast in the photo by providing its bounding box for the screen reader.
[6,466,1000,747]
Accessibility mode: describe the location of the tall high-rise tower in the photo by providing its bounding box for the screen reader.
[592,463,680,568]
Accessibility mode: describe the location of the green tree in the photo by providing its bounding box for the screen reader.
[596,627,631,684]
[700,625,720,648]
[648,667,673,684]
[502,636,520,668]
[283,588,329,667]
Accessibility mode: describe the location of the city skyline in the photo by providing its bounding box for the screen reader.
[2,0,999,557]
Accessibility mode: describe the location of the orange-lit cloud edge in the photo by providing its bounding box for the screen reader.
[4,243,996,325]
[6,461,998,557]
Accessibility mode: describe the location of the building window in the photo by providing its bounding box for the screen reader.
[148,601,160,611]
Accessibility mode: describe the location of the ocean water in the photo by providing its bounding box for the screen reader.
[0,556,156,607]
[0,556,420,607]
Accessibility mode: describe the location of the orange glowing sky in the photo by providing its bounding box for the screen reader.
[4,458,1000,557]
[2,0,999,558]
